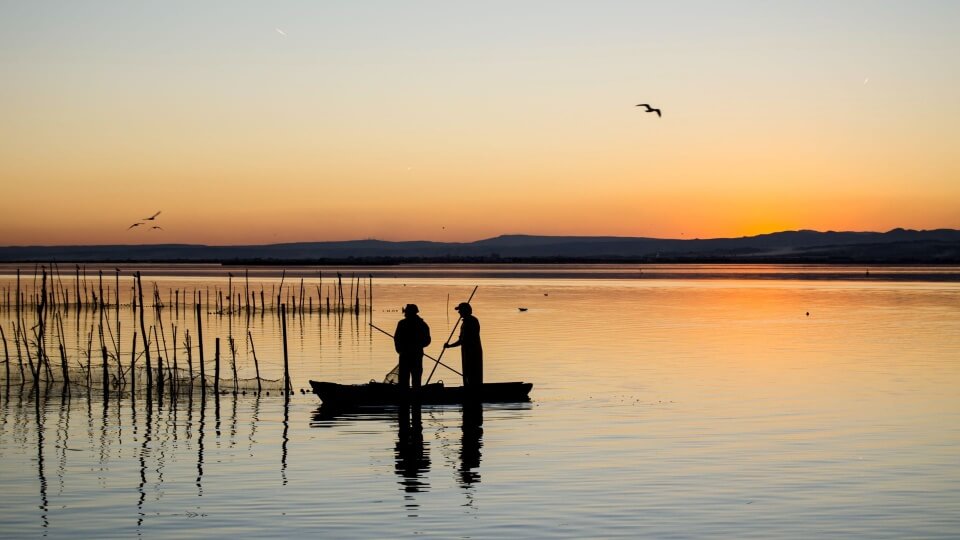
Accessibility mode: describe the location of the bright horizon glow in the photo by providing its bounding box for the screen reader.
[1,1,958,246]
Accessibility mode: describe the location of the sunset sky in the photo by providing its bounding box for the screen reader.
[1,1,958,245]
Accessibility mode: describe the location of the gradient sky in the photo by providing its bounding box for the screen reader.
[1,1,958,245]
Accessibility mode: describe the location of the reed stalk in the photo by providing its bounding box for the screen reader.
[247,330,261,394]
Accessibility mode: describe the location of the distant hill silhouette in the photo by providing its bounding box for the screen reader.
[1,229,959,263]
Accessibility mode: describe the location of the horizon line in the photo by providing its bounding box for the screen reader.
[2,227,956,249]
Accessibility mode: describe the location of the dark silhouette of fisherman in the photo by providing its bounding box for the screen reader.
[394,304,431,398]
[444,302,483,389]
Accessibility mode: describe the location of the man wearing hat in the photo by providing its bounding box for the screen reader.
[444,302,483,389]
[394,304,432,396]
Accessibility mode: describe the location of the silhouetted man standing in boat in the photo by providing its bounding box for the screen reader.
[394,304,431,397]
[445,302,483,389]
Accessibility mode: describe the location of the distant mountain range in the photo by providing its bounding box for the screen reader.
[2,229,959,263]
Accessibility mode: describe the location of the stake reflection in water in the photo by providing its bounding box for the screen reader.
[0,384,299,531]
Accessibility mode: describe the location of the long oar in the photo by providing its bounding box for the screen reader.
[370,324,462,377]
[425,285,477,384]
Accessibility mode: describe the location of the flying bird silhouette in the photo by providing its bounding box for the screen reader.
[150,226,163,231]
[127,222,144,230]
[143,211,162,221]
[636,103,661,117]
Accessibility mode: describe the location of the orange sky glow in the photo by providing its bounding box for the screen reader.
[1,2,958,246]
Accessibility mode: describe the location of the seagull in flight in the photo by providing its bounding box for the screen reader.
[150,226,164,231]
[636,103,661,117]
[127,222,144,230]
[143,211,162,221]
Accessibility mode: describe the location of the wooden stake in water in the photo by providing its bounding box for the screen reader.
[247,330,261,394]
[196,302,206,396]
[74,265,80,314]
[277,270,285,315]
[136,272,152,391]
[354,275,360,316]
[244,269,250,314]
[185,330,193,384]
[84,328,92,388]
[14,323,26,381]
[101,345,109,398]
[281,303,291,395]
[129,331,137,391]
[171,325,178,395]
[115,269,120,355]
[19,321,38,385]
[56,313,69,387]
[214,338,220,395]
[1,325,10,388]
[154,328,164,396]
[36,268,49,383]
[229,336,238,394]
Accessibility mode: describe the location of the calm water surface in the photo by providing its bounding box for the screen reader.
[1,265,958,538]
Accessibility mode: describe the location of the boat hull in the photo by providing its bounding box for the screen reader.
[309,380,533,406]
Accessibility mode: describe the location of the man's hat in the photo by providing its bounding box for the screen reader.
[402,304,419,314]
[454,302,472,314]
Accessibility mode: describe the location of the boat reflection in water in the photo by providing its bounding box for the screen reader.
[312,401,529,503]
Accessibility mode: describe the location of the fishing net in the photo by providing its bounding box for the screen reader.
[383,363,400,384]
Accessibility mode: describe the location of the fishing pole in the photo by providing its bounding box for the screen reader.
[370,323,462,377]
[425,285,477,384]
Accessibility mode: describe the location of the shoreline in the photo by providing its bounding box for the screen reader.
[1,262,959,282]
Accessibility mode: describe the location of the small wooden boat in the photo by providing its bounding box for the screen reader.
[310,380,533,406]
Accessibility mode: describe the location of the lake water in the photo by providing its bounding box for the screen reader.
[1,265,959,538]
